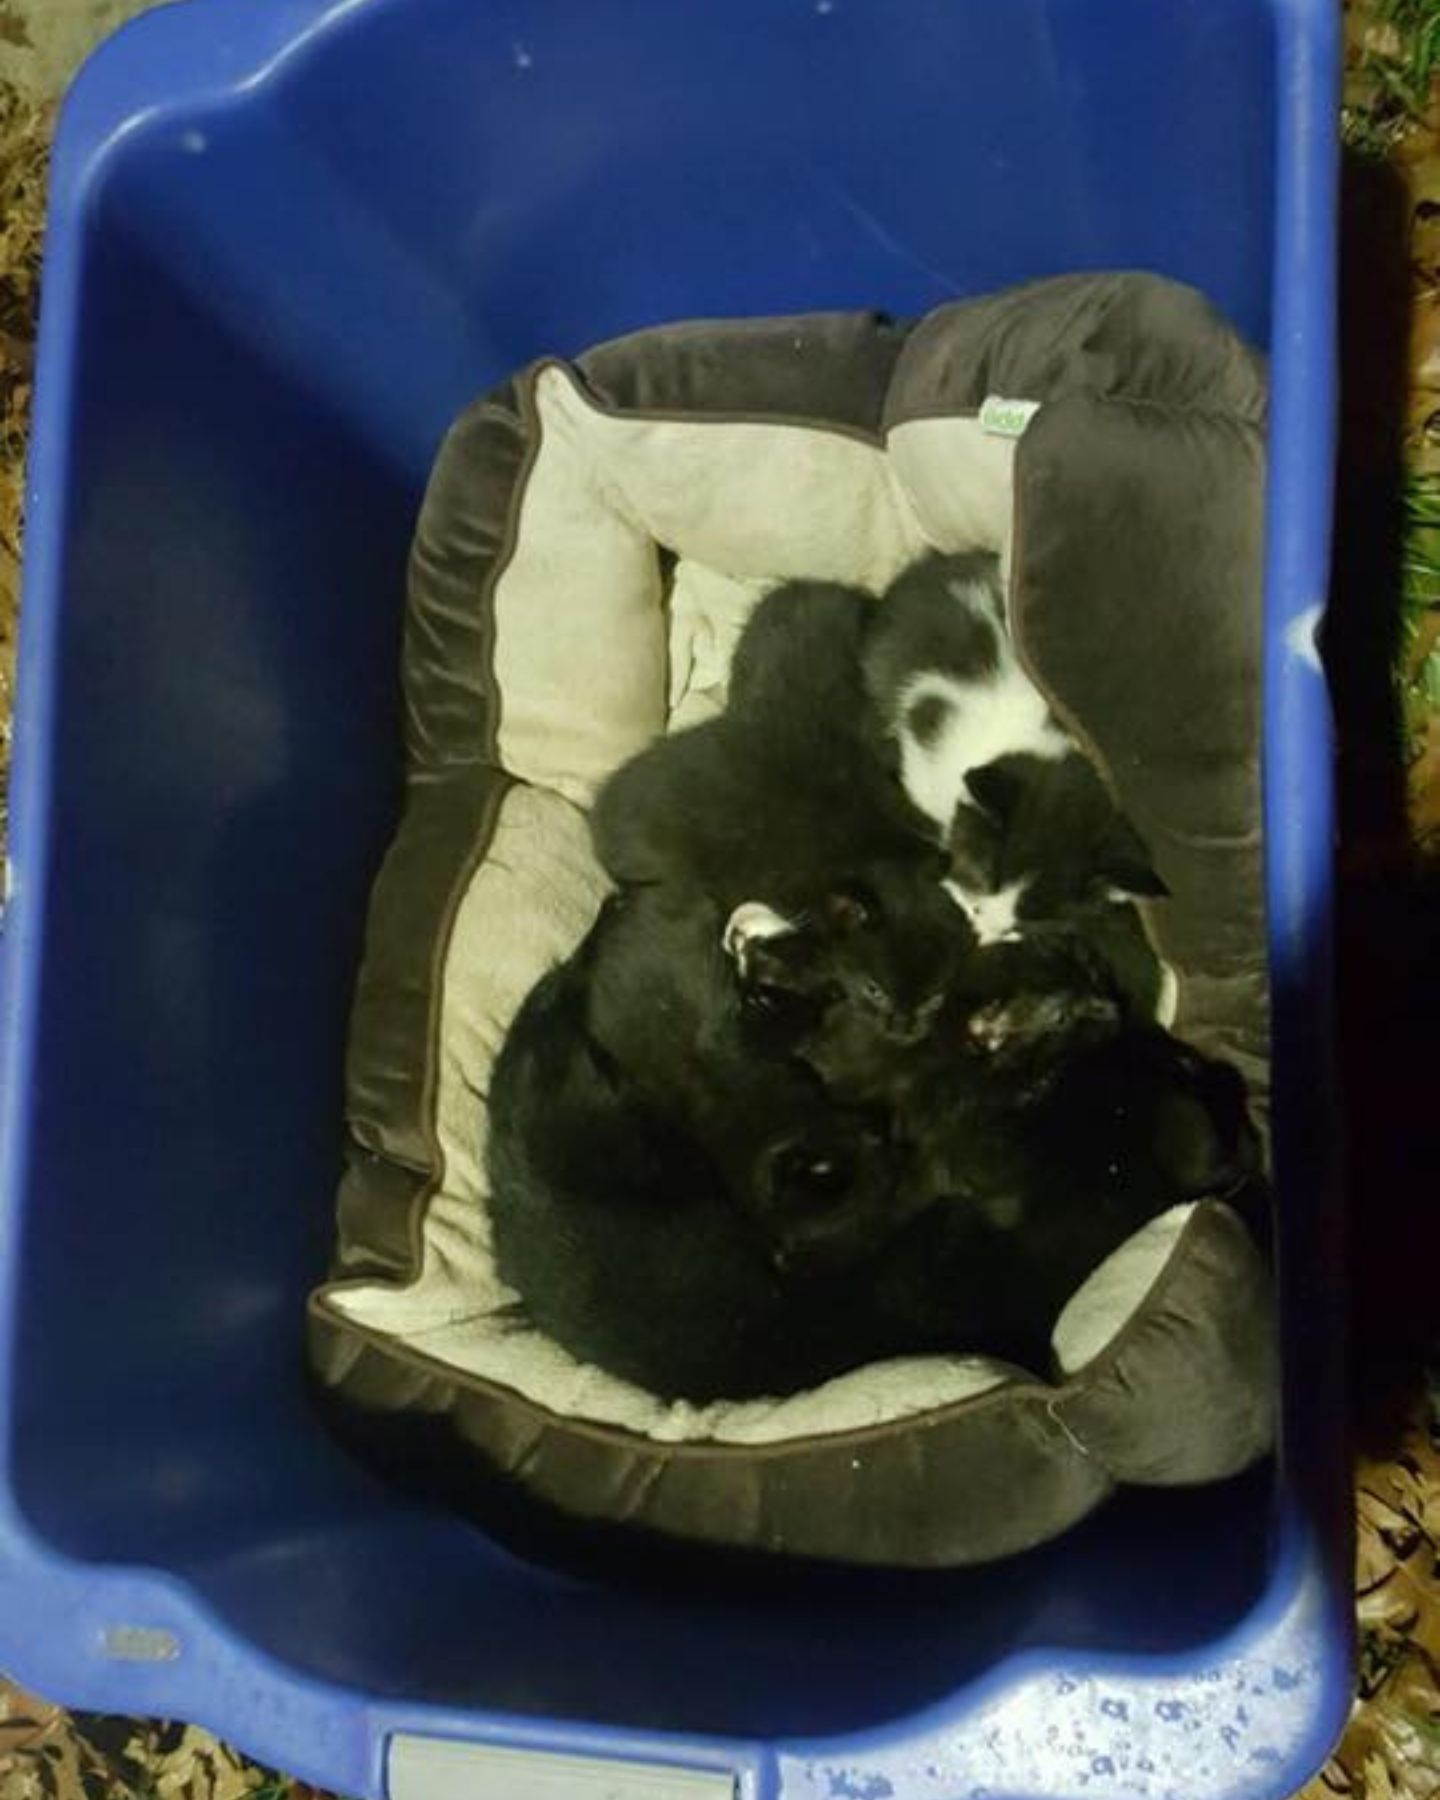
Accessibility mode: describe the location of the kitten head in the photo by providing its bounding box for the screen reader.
[727,854,964,1049]
[1041,1029,1261,1211]
[748,1106,920,1277]
[945,753,1166,943]
[946,931,1127,1096]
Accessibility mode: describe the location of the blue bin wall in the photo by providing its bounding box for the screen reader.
[0,2,1347,1797]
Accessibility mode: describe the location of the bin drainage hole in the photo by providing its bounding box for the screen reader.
[102,1626,181,1663]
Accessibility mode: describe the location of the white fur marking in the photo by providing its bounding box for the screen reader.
[722,902,797,973]
[1154,962,1180,1028]
[894,663,1068,833]
[943,876,1029,946]
[886,571,1071,829]
[944,573,1002,617]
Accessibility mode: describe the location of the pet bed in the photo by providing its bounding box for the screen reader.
[308,272,1276,1567]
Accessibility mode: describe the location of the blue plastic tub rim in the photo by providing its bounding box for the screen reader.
[0,0,1348,1796]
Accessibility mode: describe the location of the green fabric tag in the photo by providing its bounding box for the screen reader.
[979,394,1041,437]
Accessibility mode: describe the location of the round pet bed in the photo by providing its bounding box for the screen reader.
[308,272,1276,1568]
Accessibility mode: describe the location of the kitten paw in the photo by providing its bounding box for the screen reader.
[722,901,798,973]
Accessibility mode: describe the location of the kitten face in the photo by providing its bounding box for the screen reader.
[724,859,966,1052]
[748,1107,924,1277]
[946,754,1166,940]
[935,933,1126,1100]
[1040,1030,1260,1207]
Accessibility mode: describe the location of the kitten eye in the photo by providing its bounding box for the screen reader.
[743,983,786,1016]
[825,889,874,931]
[856,976,890,1012]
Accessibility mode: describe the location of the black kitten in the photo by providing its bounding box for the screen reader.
[791,926,1124,1112]
[490,894,1259,1394]
[867,1022,1262,1373]
[487,888,925,1401]
[769,915,1259,1374]
[592,578,942,914]
[723,859,969,1049]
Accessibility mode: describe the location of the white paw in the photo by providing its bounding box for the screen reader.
[967,1002,1013,1052]
[722,902,797,972]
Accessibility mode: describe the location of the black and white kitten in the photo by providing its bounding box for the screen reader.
[863,552,1170,967]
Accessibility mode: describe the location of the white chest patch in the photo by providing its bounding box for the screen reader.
[943,876,1029,946]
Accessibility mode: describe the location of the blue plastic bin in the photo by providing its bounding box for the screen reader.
[0,1,1347,1796]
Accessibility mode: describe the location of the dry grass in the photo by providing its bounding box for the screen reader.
[1346,0,1440,155]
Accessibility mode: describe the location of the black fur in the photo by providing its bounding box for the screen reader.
[594,577,978,1060]
[592,580,941,915]
[868,1025,1262,1371]
[798,931,1129,1111]
[737,863,970,1046]
[488,889,926,1401]
[490,892,1259,1397]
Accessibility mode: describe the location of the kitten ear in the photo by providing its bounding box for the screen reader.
[1105,871,1169,903]
[964,759,1023,820]
[1098,822,1169,901]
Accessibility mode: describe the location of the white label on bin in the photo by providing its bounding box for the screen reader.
[388,1736,736,1800]
[102,1626,181,1662]
[979,394,1041,438]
